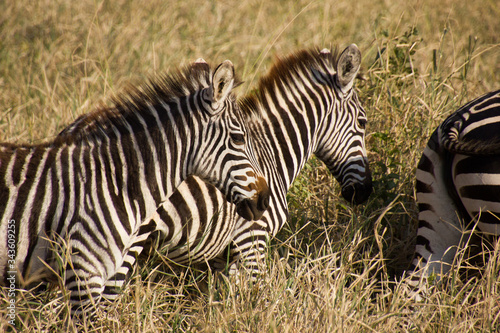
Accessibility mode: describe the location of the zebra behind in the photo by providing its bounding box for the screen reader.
[0,59,270,312]
[115,44,372,284]
[408,89,500,298]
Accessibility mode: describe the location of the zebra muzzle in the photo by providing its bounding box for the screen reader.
[341,177,373,205]
[235,179,270,220]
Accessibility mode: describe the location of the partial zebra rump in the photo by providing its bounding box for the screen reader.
[57,61,242,145]
[439,90,500,155]
[407,88,500,300]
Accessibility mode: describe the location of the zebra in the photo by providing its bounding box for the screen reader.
[0,59,271,312]
[408,89,500,298]
[104,44,372,291]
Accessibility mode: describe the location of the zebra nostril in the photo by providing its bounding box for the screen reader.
[259,194,270,211]
[229,194,241,205]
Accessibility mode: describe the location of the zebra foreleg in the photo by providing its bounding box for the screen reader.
[101,219,162,303]
[64,255,106,315]
[219,228,270,284]
[101,240,148,302]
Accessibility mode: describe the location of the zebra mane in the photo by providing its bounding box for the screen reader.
[239,47,362,113]
[55,61,235,145]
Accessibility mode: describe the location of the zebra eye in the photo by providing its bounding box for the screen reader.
[230,132,245,145]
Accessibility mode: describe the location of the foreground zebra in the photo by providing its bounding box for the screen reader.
[408,89,500,297]
[0,59,270,312]
[105,44,372,289]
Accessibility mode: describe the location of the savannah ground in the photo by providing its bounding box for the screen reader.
[0,0,499,331]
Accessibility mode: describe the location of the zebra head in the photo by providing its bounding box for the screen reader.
[315,44,372,205]
[191,60,270,221]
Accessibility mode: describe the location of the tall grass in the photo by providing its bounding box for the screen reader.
[1,0,499,331]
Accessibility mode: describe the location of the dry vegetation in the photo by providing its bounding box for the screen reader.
[1,0,499,331]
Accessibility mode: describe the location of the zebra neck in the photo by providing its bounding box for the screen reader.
[251,105,319,193]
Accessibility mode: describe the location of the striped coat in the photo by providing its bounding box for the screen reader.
[114,44,372,284]
[0,59,270,311]
[408,89,500,298]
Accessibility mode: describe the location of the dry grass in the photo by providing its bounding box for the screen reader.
[1,0,499,331]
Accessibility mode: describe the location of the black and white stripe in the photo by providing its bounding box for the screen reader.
[0,59,270,312]
[115,44,372,285]
[408,89,500,297]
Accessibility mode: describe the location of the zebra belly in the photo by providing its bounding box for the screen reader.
[453,154,500,235]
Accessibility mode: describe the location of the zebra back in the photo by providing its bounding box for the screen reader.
[439,90,500,155]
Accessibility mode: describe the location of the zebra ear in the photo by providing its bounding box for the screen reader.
[336,44,361,93]
[209,60,235,114]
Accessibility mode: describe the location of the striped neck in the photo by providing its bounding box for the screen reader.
[240,48,341,190]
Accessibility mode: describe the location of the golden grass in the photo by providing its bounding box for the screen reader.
[1,0,499,331]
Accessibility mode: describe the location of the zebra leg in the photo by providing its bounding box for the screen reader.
[101,239,146,302]
[64,251,106,314]
[101,218,164,302]
[212,224,270,283]
[408,145,465,298]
